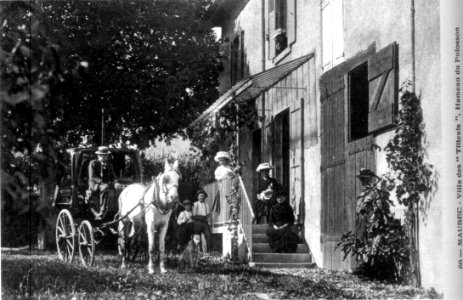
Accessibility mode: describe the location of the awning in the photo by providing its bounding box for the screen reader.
[191,53,314,126]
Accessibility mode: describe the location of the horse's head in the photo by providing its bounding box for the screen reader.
[159,159,181,203]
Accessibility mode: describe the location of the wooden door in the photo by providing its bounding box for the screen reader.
[320,73,377,271]
[320,72,347,271]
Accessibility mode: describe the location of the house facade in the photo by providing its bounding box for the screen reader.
[196,0,442,290]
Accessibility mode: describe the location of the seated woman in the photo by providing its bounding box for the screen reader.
[266,190,299,253]
[254,163,280,224]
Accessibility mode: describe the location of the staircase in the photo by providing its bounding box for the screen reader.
[250,224,315,268]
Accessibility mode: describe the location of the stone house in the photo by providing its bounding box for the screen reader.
[192,0,442,291]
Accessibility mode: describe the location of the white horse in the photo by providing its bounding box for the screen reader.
[118,159,181,274]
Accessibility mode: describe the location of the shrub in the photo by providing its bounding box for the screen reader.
[337,176,410,282]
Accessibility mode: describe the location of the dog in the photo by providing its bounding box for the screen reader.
[181,234,201,269]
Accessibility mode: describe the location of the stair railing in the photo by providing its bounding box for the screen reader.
[237,175,254,263]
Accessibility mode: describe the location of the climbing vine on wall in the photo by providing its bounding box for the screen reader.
[187,98,260,160]
[383,80,438,285]
[338,81,438,284]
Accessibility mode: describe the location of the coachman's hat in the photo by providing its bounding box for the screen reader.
[356,168,378,178]
[182,199,192,206]
[95,146,110,155]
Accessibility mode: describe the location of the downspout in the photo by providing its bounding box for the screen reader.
[261,0,266,72]
[261,0,266,161]
[411,0,421,287]
[411,0,416,92]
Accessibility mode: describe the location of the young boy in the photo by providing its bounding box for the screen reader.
[177,200,194,250]
[192,190,212,252]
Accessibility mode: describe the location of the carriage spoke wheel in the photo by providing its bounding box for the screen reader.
[78,220,95,267]
[56,209,76,263]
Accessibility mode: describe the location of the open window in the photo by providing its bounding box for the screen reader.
[268,0,296,62]
[349,63,369,141]
[348,42,398,140]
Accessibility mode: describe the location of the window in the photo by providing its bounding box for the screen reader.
[347,43,398,141]
[349,63,369,141]
[231,31,246,84]
[268,0,296,62]
[322,0,344,70]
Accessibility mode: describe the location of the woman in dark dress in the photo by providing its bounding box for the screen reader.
[266,190,299,253]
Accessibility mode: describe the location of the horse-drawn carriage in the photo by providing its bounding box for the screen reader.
[53,147,143,266]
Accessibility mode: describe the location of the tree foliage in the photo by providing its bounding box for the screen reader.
[38,0,222,146]
[1,0,222,246]
[187,99,259,159]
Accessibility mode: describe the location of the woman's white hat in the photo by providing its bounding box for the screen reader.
[214,151,231,162]
[256,162,274,172]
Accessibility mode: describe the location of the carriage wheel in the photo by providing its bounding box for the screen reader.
[78,220,95,267]
[56,209,76,263]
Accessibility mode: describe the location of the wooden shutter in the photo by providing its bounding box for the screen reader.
[332,0,344,64]
[265,116,274,163]
[268,0,276,59]
[287,0,296,46]
[219,41,231,59]
[321,1,332,69]
[368,42,397,133]
[220,41,232,86]
[274,114,282,183]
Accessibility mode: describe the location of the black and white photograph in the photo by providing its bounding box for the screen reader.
[1,0,462,299]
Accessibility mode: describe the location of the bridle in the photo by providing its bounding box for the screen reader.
[151,168,181,214]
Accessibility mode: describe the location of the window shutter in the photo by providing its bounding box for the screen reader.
[287,0,296,46]
[321,2,332,68]
[268,0,276,59]
[266,116,274,163]
[219,41,231,63]
[332,0,344,64]
[368,42,398,133]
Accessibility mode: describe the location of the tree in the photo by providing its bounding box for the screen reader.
[0,0,222,246]
[40,0,222,146]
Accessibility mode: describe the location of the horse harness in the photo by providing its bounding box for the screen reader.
[144,169,179,215]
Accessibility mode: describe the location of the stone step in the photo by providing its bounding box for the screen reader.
[250,262,316,268]
[252,224,302,234]
[252,234,269,243]
[252,233,305,244]
[252,252,312,264]
[252,224,268,234]
[252,242,310,253]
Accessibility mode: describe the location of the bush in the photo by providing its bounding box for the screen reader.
[337,177,410,282]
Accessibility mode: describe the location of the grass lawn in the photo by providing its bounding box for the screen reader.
[1,249,442,299]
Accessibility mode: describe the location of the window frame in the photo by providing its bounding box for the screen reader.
[268,0,296,64]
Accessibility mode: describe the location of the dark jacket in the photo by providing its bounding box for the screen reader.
[268,202,295,227]
[88,159,116,189]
